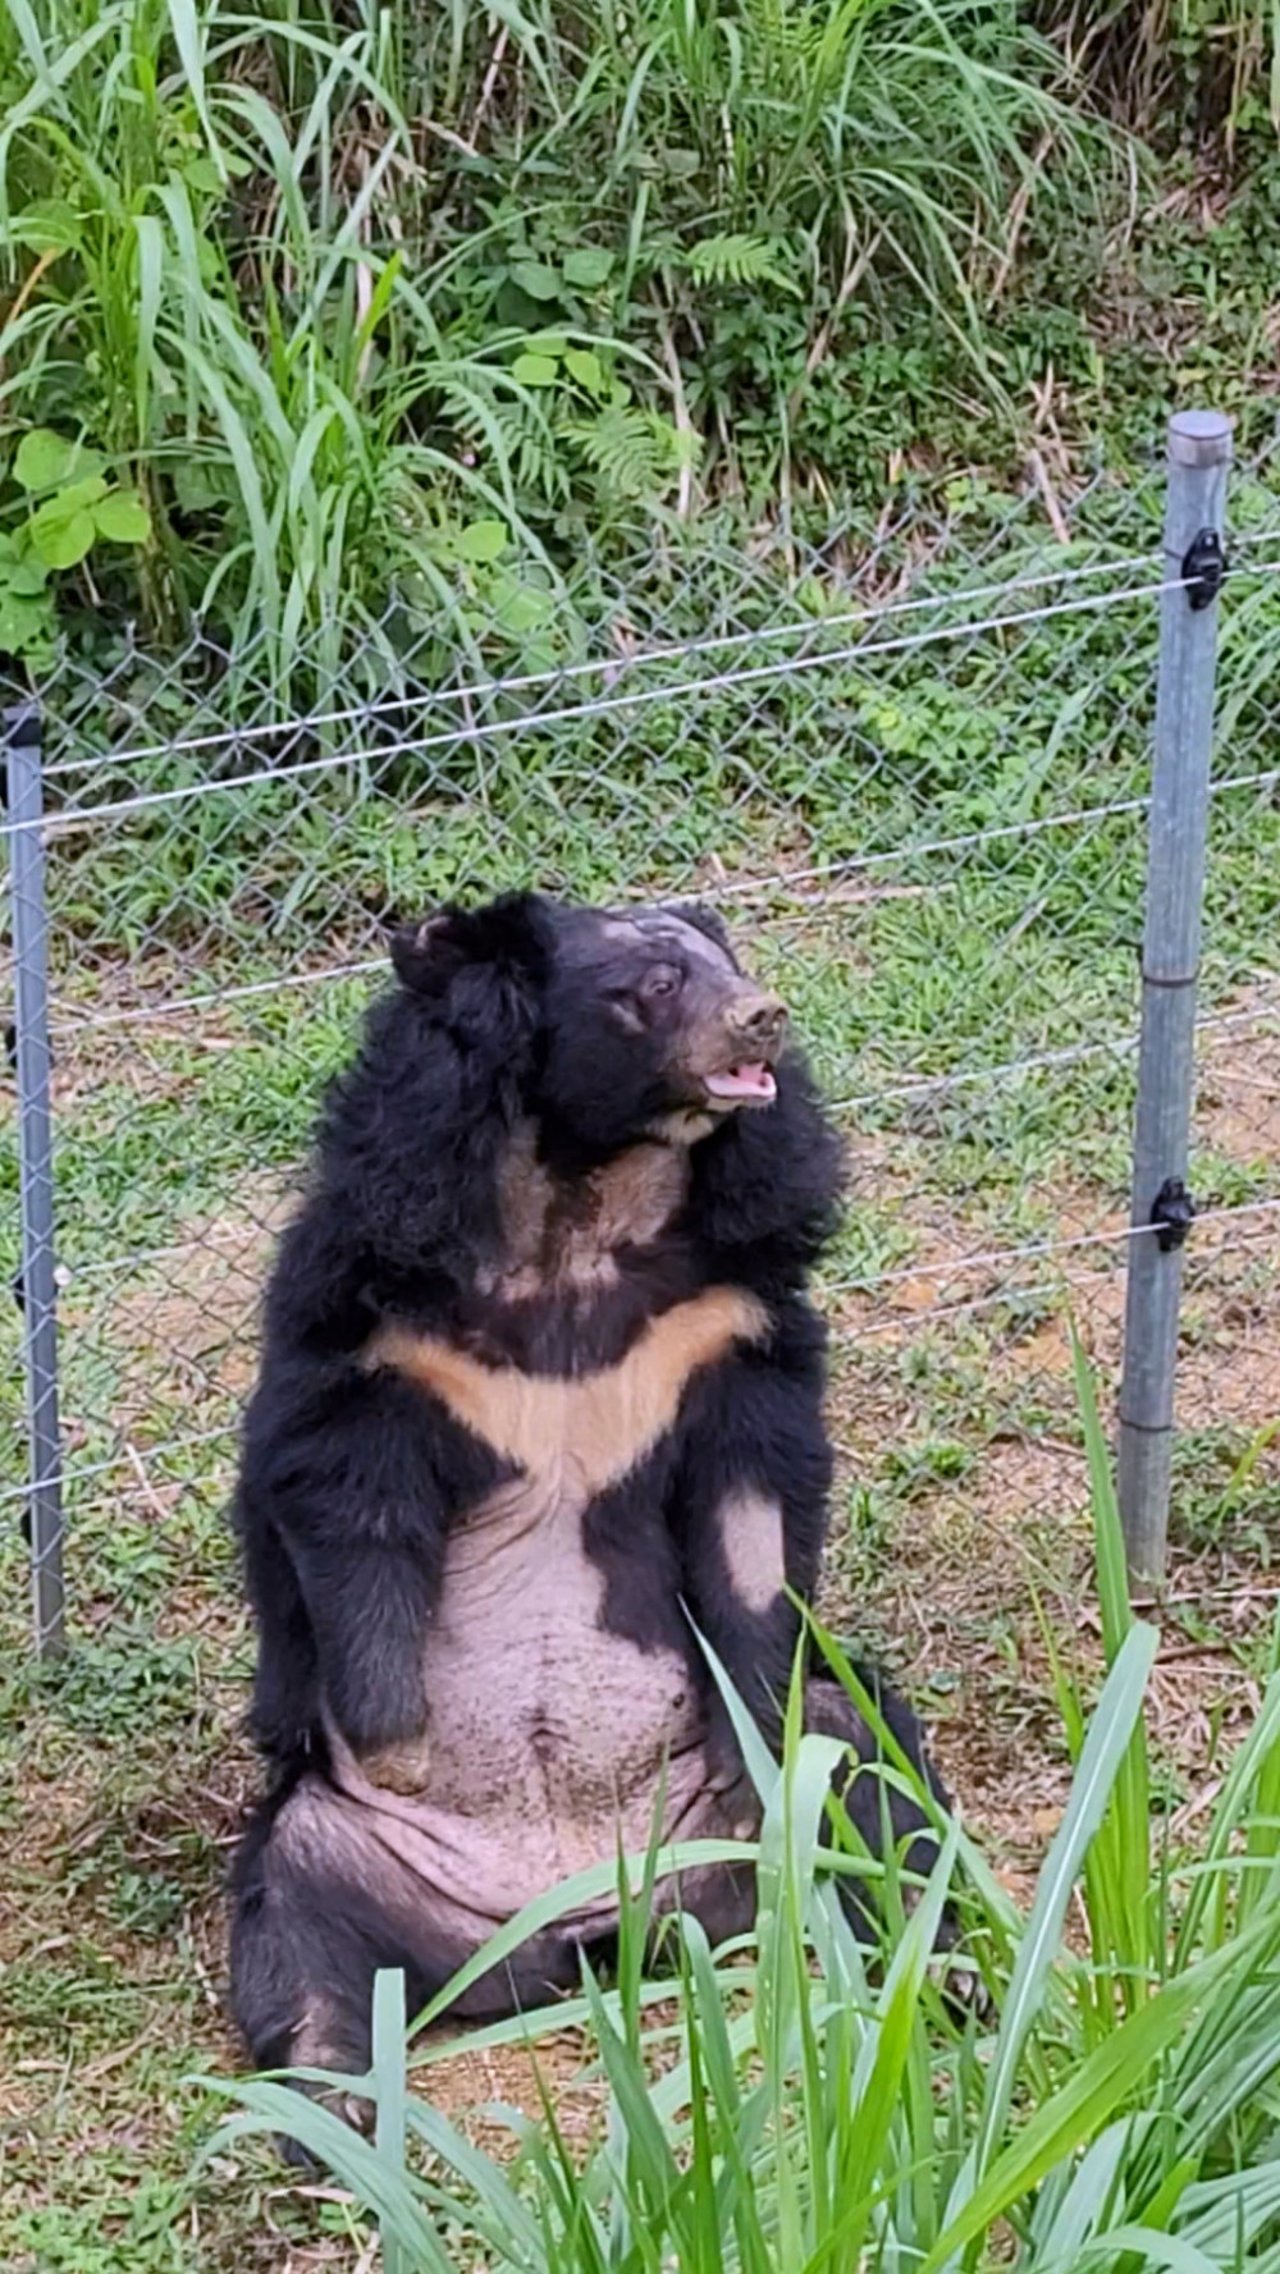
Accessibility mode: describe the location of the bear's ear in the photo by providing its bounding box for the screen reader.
[663,900,738,965]
[388,891,551,999]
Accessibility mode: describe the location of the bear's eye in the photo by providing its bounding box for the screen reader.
[642,963,681,1002]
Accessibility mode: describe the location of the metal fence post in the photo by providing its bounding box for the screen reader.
[1117,409,1233,1586]
[6,702,66,1657]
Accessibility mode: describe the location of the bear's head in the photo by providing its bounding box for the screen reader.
[388,890,790,1152]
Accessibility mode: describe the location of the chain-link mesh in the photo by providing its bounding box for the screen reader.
[2,432,1279,2062]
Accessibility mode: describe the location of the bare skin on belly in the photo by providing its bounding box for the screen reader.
[315,1287,769,1928]
[323,1465,724,1929]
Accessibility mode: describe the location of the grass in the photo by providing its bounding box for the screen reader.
[2,438,1279,2266]
[2,2,1280,2265]
[1,979,1277,2272]
[1041,0,1280,147]
[0,0,1098,681]
[197,1367,1280,2271]
[2,1235,1277,2265]
[5,0,1280,719]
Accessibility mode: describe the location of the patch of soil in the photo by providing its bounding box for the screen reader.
[1197,997,1280,1167]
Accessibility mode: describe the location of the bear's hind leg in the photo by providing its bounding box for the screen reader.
[228,1772,608,2165]
[805,1667,946,1909]
[805,1670,988,2015]
[228,1777,457,2163]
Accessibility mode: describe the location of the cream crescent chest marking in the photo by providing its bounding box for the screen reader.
[366,1286,769,1501]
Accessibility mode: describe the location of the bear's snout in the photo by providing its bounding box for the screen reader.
[725,991,788,1058]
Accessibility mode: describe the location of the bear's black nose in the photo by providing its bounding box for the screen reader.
[730,994,788,1049]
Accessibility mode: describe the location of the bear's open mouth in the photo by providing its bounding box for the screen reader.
[702,1062,778,1106]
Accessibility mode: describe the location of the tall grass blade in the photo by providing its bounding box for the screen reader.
[966,1620,1158,2191]
[371,1968,410,2274]
[924,1911,1277,2274]
[1071,1330,1156,2011]
[198,2077,448,2267]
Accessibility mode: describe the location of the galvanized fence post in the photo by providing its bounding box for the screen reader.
[6,701,66,1657]
[1117,409,1233,1586]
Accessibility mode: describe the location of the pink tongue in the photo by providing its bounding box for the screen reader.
[705,1062,777,1101]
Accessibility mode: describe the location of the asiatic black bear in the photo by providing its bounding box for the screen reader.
[228,892,952,2084]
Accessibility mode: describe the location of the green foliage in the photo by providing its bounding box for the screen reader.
[17,432,150,570]
[0,533,51,663]
[683,233,804,293]
[0,0,1097,683]
[4,0,1280,694]
[201,1406,1280,2267]
[0,426,150,658]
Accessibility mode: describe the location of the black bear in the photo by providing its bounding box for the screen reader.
[228,892,953,2084]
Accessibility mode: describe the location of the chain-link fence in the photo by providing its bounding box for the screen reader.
[2,415,1280,1868]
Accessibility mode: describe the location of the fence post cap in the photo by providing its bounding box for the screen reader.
[1167,409,1234,467]
[3,701,41,746]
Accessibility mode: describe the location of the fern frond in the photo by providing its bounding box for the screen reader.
[682,232,802,295]
[567,405,683,501]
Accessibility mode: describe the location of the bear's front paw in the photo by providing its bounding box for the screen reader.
[705,1746,763,1843]
[359,1732,432,1795]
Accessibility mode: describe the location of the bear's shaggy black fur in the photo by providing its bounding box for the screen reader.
[228,892,955,2090]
